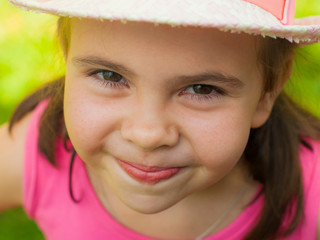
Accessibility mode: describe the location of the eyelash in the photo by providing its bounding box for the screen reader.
[86,69,226,102]
[180,85,225,102]
[87,69,129,89]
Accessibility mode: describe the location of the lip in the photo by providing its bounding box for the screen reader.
[116,159,181,184]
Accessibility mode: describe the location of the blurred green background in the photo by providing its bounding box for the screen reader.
[0,0,320,239]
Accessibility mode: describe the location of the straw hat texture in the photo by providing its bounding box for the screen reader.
[9,0,320,44]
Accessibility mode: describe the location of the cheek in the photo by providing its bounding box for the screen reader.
[184,106,254,170]
[63,79,121,157]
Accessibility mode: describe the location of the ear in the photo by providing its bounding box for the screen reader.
[251,54,294,128]
[250,91,277,128]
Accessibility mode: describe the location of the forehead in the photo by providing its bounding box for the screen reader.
[68,19,260,80]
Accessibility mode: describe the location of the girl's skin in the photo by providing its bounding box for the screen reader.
[3,18,317,239]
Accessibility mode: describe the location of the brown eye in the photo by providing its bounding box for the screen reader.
[102,71,123,82]
[192,84,216,94]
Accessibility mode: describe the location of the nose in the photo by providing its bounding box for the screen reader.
[120,103,179,151]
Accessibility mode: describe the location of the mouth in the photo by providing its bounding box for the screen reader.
[116,159,181,185]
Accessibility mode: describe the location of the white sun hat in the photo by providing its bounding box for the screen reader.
[9,0,320,44]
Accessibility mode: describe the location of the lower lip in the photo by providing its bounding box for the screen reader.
[117,159,181,184]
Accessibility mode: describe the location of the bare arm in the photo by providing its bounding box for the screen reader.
[0,113,32,212]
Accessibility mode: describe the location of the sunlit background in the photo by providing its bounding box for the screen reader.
[0,0,320,239]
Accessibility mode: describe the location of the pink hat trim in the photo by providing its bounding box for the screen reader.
[245,0,295,24]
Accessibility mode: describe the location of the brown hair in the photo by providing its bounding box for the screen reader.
[9,17,320,239]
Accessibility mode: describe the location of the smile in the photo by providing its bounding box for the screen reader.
[116,159,181,184]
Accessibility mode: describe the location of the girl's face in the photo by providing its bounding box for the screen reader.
[64,19,271,214]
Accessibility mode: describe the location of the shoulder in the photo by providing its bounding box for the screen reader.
[301,139,320,239]
[293,139,320,239]
[299,139,320,188]
[0,112,33,212]
[311,141,320,239]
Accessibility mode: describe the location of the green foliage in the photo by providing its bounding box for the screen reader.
[286,44,320,117]
[0,0,64,124]
[0,0,319,239]
[0,208,44,240]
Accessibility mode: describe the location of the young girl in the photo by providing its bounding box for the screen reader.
[1,0,320,239]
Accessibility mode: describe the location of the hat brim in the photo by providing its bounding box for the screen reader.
[9,0,320,44]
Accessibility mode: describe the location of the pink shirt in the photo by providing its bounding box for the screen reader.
[23,101,320,239]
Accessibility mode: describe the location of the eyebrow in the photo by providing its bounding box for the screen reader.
[170,72,245,89]
[72,56,245,89]
[72,56,135,77]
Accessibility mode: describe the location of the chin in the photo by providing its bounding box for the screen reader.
[127,203,175,215]
[120,194,182,215]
